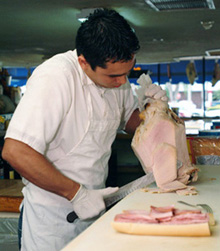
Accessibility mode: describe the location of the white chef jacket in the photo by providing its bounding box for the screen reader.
[5,50,138,250]
[6,50,137,164]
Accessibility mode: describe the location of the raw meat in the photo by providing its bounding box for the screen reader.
[114,205,209,225]
[131,98,198,194]
[112,205,210,236]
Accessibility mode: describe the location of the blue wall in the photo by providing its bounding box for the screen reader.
[130,59,217,85]
[4,58,218,86]
[4,67,35,87]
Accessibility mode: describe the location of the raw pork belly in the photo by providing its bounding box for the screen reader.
[131,99,198,194]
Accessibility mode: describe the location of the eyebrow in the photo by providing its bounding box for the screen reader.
[108,59,136,78]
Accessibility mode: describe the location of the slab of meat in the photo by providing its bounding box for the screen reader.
[114,205,209,225]
[131,96,198,194]
[112,205,210,236]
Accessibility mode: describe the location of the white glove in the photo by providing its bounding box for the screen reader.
[145,84,168,102]
[70,185,119,220]
[135,74,168,111]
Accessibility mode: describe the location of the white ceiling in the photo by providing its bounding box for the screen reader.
[1,0,220,67]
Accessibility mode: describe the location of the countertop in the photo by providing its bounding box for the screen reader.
[0,179,23,197]
[0,179,23,214]
[62,165,219,251]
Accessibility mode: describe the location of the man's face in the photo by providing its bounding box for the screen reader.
[78,55,136,88]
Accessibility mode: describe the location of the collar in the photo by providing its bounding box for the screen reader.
[73,50,109,95]
[73,49,94,87]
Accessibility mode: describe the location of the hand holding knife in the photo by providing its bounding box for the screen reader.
[67,172,155,223]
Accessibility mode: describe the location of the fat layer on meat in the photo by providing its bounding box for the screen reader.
[114,206,209,225]
[131,99,198,194]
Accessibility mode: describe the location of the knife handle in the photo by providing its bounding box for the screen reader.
[67,211,78,223]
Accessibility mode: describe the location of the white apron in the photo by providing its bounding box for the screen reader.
[21,83,121,251]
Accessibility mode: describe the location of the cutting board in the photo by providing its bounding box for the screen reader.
[62,165,220,251]
[0,179,24,212]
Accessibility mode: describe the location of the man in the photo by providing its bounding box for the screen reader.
[2,9,167,251]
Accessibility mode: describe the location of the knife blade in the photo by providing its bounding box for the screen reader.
[66,160,183,223]
[66,172,155,223]
[104,160,183,208]
[104,171,155,208]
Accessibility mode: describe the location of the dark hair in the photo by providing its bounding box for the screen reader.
[76,8,140,70]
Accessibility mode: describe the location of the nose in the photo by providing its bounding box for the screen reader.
[115,75,127,85]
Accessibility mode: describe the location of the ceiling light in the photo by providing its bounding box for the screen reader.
[76,8,98,22]
[174,55,220,61]
[206,49,220,57]
[145,0,215,11]
[152,38,164,42]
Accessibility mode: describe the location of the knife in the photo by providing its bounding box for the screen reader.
[66,171,155,223]
[66,160,183,223]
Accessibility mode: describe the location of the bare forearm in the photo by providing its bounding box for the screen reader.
[124,108,141,134]
[2,138,79,200]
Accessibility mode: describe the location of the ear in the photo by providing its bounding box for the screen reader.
[78,55,89,71]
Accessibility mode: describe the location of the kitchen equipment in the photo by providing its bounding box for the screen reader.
[66,171,155,223]
[67,160,183,223]
[177,200,215,226]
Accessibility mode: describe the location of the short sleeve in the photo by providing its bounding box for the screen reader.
[5,63,73,154]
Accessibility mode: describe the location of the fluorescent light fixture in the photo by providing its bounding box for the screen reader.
[76,8,99,22]
[145,0,215,11]
[206,49,220,57]
[174,55,220,62]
